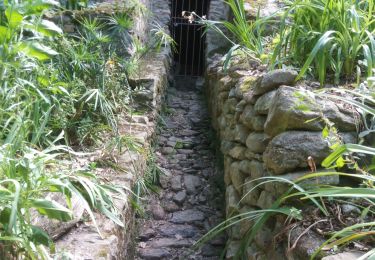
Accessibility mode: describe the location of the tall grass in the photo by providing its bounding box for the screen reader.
[272,0,375,85]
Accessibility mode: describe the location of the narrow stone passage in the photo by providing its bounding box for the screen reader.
[136,80,225,260]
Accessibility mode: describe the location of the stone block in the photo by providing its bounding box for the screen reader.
[226,185,240,216]
[242,177,260,206]
[264,86,356,137]
[230,161,246,193]
[234,124,250,144]
[228,145,247,160]
[246,132,270,154]
[254,90,277,115]
[256,190,275,209]
[263,131,356,174]
[253,69,298,95]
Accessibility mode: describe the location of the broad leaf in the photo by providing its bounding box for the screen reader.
[30,199,72,221]
[19,42,58,60]
[5,8,23,29]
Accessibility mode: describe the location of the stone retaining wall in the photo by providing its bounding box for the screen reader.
[205,55,358,259]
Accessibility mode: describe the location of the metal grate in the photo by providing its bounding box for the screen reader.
[170,0,210,76]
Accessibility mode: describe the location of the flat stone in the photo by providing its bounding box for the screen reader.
[228,145,247,160]
[173,191,187,205]
[158,224,199,238]
[246,132,270,154]
[253,69,298,95]
[264,86,356,137]
[170,175,182,191]
[139,248,172,259]
[148,238,191,248]
[161,147,174,155]
[170,209,205,224]
[254,90,277,115]
[184,174,201,194]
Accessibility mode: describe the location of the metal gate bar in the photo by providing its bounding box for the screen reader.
[170,0,210,77]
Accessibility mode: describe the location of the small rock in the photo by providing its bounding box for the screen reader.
[151,204,165,220]
[139,248,172,260]
[246,133,270,153]
[173,191,187,205]
[163,201,180,212]
[254,69,298,95]
[170,175,182,191]
[161,147,174,155]
[138,228,156,241]
[184,174,201,194]
[148,238,191,248]
[341,204,361,215]
[158,224,199,238]
[171,209,205,224]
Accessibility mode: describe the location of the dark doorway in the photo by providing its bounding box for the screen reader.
[170,0,210,76]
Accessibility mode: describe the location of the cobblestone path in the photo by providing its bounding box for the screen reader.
[136,83,225,259]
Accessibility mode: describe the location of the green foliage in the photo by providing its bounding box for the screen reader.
[0,1,149,258]
[273,0,375,85]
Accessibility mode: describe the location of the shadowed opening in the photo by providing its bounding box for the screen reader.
[170,0,210,76]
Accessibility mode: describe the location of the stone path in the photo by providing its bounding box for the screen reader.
[136,81,225,259]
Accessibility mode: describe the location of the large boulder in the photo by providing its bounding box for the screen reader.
[263,131,356,174]
[253,69,298,95]
[264,86,356,137]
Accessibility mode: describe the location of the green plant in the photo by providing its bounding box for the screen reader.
[271,0,375,85]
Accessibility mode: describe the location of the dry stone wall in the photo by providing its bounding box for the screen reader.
[205,55,358,259]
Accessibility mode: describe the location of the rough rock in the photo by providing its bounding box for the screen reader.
[264,131,356,174]
[139,248,172,259]
[253,69,298,95]
[170,209,205,224]
[226,185,240,215]
[249,160,265,179]
[264,86,357,137]
[289,226,326,259]
[242,178,260,206]
[228,145,247,160]
[184,174,201,194]
[264,169,340,196]
[157,224,199,238]
[230,161,246,193]
[238,160,252,175]
[173,191,187,205]
[226,240,241,259]
[256,190,274,209]
[246,132,270,153]
[170,175,182,191]
[151,204,166,220]
[254,90,277,115]
[234,124,250,144]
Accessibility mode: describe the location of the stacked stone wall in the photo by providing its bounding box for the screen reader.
[205,55,358,259]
